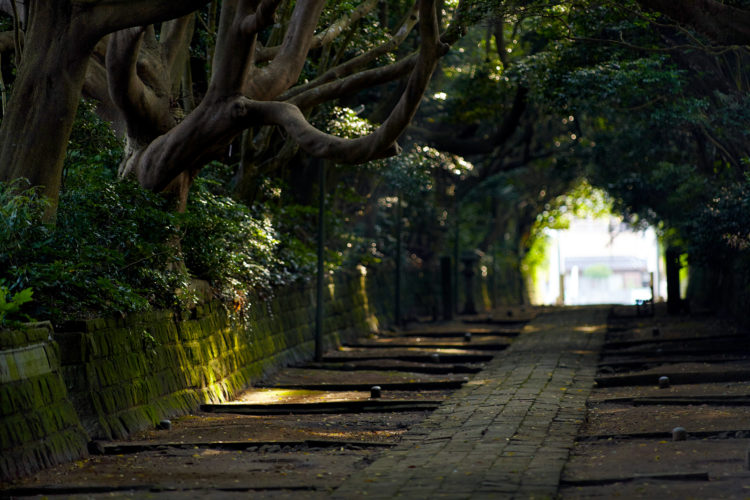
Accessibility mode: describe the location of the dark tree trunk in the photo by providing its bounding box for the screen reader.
[0,3,95,216]
[0,0,209,218]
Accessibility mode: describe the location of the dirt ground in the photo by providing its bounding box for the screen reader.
[559,305,750,499]
[1,369,457,498]
[2,406,435,498]
[3,305,750,499]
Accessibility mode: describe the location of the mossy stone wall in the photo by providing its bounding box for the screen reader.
[1,267,394,482]
[0,322,89,481]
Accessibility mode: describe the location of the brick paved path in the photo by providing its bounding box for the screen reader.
[332,307,608,499]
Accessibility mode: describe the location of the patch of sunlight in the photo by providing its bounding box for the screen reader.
[235,388,369,404]
[574,324,605,333]
[308,429,403,440]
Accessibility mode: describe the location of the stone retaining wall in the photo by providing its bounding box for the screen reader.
[0,322,89,480]
[0,267,394,482]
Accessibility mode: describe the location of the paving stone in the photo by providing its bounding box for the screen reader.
[332,307,607,499]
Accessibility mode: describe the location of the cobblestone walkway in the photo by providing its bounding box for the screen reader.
[332,307,608,499]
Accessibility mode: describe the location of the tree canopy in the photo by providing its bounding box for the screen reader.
[1,0,750,321]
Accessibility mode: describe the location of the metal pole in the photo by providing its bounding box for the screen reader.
[440,256,453,320]
[453,198,460,315]
[315,161,326,360]
[394,194,402,326]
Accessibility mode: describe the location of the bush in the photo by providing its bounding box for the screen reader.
[181,177,291,301]
[0,101,294,324]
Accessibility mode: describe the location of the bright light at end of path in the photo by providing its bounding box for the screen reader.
[433,92,447,100]
[539,215,662,306]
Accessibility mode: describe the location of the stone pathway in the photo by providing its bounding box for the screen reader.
[332,307,608,499]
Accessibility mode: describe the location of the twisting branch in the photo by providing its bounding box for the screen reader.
[285,0,473,111]
[232,99,402,161]
[87,0,210,40]
[280,1,420,102]
[10,0,21,65]
[255,0,379,63]
[288,53,417,110]
[107,27,175,144]
[241,0,280,35]
[245,0,326,98]
[129,0,448,192]
[236,0,447,163]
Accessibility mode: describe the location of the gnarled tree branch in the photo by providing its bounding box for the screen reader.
[280,2,420,102]
[244,0,326,98]
[129,0,447,192]
[255,0,379,63]
[107,27,175,145]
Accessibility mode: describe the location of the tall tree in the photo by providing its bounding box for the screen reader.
[0,0,209,215]
[0,0,462,217]
[114,0,448,206]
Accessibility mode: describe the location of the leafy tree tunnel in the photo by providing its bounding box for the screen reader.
[1,0,749,326]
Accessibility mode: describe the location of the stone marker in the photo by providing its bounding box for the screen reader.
[672,426,687,441]
[157,419,171,430]
[370,386,382,398]
[658,376,670,389]
[464,332,472,342]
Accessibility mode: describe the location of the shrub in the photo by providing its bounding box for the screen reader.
[0,101,294,324]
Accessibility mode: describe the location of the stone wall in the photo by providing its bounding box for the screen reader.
[0,322,89,480]
[0,267,395,482]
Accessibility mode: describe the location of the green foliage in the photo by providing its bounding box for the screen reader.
[0,101,296,323]
[0,171,184,320]
[0,168,294,323]
[533,180,612,232]
[326,106,378,139]
[181,176,290,299]
[0,284,33,326]
[689,175,750,263]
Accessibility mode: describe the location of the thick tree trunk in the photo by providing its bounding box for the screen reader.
[0,4,95,215]
[0,0,209,218]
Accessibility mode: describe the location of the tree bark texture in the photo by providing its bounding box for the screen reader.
[0,0,209,216]
[122,0,450,194]
[0,3,94,214]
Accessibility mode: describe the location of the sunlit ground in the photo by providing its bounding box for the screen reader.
[235,388,370,404]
